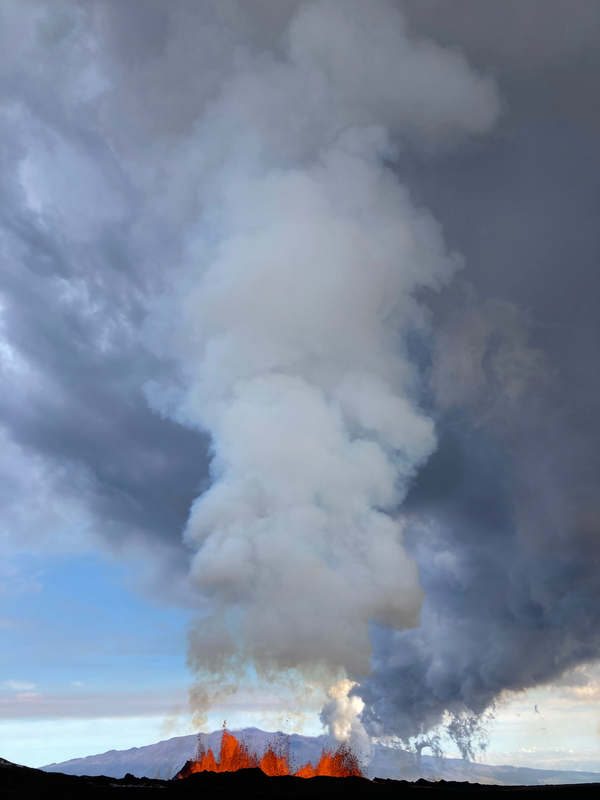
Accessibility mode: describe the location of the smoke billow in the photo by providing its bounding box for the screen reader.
[358,272,600,745]
[144,0,500,697]
[320,679,369,750]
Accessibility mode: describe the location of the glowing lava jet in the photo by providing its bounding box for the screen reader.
[176,723,363,779]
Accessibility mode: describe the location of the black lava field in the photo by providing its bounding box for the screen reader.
[3,758,600,799]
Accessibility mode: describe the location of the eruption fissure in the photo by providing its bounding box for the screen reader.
[176,723,363,779]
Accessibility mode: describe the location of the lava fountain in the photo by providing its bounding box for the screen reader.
[176,722,363,779]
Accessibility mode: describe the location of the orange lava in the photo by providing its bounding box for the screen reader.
[293,742,362,778]
[177,722,363,779]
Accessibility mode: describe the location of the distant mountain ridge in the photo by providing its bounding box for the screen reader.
[41,727,600,786]
[42,728,329,782]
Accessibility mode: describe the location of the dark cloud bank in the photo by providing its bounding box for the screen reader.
[1,0,599,752]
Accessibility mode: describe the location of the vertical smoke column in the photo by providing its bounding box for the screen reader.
[147,0,501,709]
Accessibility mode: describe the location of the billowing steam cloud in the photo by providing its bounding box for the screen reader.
[144,0,500,690]
[2,0,599,757]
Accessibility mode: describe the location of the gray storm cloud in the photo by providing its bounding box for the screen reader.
[142,0,500,685]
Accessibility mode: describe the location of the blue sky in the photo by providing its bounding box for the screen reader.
[1,553,192,692]
[0,548,325,766]
[0,550,193,763]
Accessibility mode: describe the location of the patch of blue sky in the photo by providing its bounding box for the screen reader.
[0,550,326,766]
[0,551,193,695]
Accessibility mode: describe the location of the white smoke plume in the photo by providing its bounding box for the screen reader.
[320,679,369,753]
[145,0,501,699]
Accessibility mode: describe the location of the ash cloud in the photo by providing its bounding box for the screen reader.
[358,89,600,743]
[0,0,599,754]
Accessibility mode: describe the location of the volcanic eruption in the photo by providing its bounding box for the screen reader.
[175,723,363,779]
[2,0,600,782]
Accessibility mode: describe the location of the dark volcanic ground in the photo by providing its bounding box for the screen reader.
[3,759,600,799]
